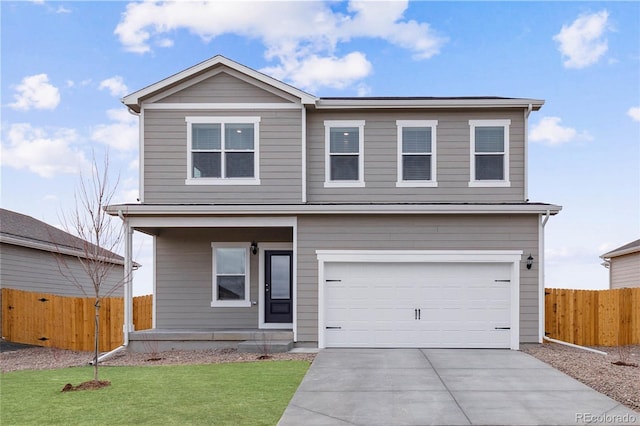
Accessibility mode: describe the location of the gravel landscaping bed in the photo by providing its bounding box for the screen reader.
[521,342,640,412]
[0,346,315,373]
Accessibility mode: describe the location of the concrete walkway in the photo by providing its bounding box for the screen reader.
[278,348,639,426]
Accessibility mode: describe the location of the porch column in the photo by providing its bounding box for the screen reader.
[124,222,135,340]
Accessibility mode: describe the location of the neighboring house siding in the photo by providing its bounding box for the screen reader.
[143,108,303,203]
[610,253,640,289]
[154,227,292,329]
[296,214,540,344]
[306,109,526,203]
[156,70,299,104]
[0,243,123,297]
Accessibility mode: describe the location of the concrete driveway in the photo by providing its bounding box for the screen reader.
[278,349,639,426]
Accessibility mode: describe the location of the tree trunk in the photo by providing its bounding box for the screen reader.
[94,299,100,382]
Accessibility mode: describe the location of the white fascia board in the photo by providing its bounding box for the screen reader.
[123,55,316,111]
[315,250,523,263]
[315,98,545,110]
[107,203,562,217]
[126,216,297,229]
[600,245,640,259]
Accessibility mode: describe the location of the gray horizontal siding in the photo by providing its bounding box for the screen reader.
[610,253,640,288]
[306,109,526,203]
[296,214,540,344]
[143,109,303,203]
[0,243,123,297]
[154,228,292,329]
[157,70,296,104]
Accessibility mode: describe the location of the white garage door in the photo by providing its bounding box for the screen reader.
[323,262,513,348]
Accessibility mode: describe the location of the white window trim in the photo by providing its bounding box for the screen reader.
[469,119,511,187]
[396,120,438,188]
[186,116,261,186]
[324,120,365,188]
[211,242,251,308]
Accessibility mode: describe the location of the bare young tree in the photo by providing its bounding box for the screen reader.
[53,152,125,384]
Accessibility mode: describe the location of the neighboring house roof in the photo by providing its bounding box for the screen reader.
[122,54,545,113]
[0,208,126,265]
[600,238,640,259]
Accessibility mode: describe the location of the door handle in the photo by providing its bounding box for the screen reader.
[418,309,421,320]
[415,309,417,320]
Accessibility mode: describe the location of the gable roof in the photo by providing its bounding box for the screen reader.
[600,238,640,259]
[122,55,317,112]
[123,55,545,113]
[0,208,125,265]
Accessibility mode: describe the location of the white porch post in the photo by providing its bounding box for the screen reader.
[124,222,135,340]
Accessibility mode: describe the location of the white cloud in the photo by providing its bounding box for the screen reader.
[9,74,61,111]
[91,108,138,151]
[0,123,90,178]
[553,10,610,69]
[627,106,640,122]
[114,0,446,92]
[56,5,71,14]
[99,76,129,97]
[529,117,593,146]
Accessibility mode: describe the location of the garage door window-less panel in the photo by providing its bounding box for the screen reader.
[317,251,522,350]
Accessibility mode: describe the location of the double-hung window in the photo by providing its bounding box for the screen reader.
[211,243,251,307]
[469,119,510,187]
[186,117,260,185]
[324,120,365,187]
[396,120,438,187]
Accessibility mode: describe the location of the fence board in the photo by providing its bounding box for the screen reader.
[546,287,640,346]
[1,289,152,351]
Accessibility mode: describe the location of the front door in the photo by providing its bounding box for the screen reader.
[265,250,293,323]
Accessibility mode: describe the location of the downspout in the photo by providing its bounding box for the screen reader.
[538,209,550,343]
[301,106,307,203]
[95,209,133,363]
[524,103,532,201]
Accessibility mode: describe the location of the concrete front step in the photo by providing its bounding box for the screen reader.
[237,340,294,354]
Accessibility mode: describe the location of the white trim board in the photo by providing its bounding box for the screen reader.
[258,242,294,330]
[316,250,522,350]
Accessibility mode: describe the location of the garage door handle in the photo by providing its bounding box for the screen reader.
[414,309,421,320]
[325,279,342,282]
[495,279,511,283]
[494,327,510,330]
[326,326,342,329]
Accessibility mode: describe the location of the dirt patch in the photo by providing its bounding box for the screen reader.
[61,380,111,392]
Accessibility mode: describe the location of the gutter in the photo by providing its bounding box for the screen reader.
[94,209,133,363]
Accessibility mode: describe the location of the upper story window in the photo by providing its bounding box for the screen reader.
[396,120,438,187]
[469,119,511,187]
[186,117,260,185]
[324,120,365,188]
[211,243,251,308]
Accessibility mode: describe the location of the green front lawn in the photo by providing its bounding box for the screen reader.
[1,361,310,426]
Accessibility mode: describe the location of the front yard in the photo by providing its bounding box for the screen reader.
[1,361,311,425]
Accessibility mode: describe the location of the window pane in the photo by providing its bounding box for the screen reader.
[403,155,431,180]
[193,124,221,150]
[192,152,221,178]
[226,152,254,178]
[270,255,290,300]
[476,155,504,180]
[330,127,359,153]
[475,127,504,152]
[216,248,246,274]
[330,155,359,180]
[217,276,245,300]
[226,124,254,150]
[402,127,431,153]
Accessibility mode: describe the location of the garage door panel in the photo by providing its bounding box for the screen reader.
[324,261,513,348]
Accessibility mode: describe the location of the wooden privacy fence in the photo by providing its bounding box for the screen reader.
[545,287,640,346]
[1,288,153,352]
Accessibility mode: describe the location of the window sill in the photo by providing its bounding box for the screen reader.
[324,181,366,188]
[468,180,511,188]
[186,178,261,186]
[211,300,252,308]
[396,181,438,188]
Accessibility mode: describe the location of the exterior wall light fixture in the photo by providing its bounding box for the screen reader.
[250,241,258,255]
[526,254,534,270]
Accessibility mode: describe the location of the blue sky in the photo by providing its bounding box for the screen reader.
[2,1,639,296]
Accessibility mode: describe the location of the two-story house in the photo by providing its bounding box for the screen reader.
[108,55,561,352]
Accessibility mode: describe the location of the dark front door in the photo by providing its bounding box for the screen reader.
[265,250,293,323]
